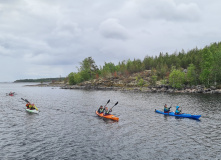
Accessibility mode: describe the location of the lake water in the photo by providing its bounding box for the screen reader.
[0,83,221,160]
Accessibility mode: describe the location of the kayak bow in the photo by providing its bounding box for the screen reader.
[155,109,201,119]
[95,111,119,121]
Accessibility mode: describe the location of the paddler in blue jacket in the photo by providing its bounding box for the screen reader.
[98,105,104,113]
[164,104,171,113]
[175,106,182,114]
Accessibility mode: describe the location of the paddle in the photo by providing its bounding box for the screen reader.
[169,103,173,109]
[180,106,183,114]
[21,98,30,103]
[104,99,110,107]
[110,101,118,111]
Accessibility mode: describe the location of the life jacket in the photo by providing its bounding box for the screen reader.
[29,104,35,109]
[164,107,170,112]
[104,109,111,115]
[98,108,104,113]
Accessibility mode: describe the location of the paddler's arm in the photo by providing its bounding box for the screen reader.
[34,104,38,110]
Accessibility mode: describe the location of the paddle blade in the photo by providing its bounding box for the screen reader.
[21,98,29,103]
[115,102,118,106]
[104,99,110,107]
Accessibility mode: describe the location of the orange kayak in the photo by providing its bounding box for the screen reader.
[95,111,119,121]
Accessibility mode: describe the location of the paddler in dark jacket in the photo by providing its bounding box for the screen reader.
[164,104,171,113]
[103,107,112,115]
[98,105,104,113]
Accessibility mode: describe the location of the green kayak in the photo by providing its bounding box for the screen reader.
[26,109,39,114]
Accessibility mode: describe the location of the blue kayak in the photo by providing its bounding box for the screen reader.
[155,109,201,119]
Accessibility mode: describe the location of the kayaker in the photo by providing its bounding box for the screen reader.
[98,105,104,113]
[29,104,36,110]
[26,102,31,109]
[164,104,171,113]
[103,107,112,115]
[26,103,35,110]
[175,106,182,114]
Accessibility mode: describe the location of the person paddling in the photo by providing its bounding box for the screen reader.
[26,102,31,109]
[26,102,37,110]
[9,92,14,96]
[103,107,112,115]
[26,102,35,110]
[98,105,104,113]
[164,104,171,113]
[175,106,182,114]
[22,98,38,111]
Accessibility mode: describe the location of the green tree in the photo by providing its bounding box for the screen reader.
[79,70,90,81]
[138,78,145,87]
[212,50,221,86]
[74,72,83,83]
[200,48,214,87]
[101,62,116,78]
[143,56,154,70]
[156,63,168,80]
[169,68,185,89]
[186,64,196,86]
[79,57,98,79]
[126,59,133,73]
[68,72,76,85]
[117,60,127,76]
[150,68,157,86]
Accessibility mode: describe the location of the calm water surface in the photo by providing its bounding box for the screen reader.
[0,83,221,160]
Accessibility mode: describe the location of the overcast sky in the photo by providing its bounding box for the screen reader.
[0,0,221,82]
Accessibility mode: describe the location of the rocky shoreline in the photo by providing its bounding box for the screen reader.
[60,84,221,94]
[25,82,221,94]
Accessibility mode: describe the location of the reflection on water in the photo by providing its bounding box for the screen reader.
[0,83,221,159]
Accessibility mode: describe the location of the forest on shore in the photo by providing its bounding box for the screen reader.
[67,42,221,89]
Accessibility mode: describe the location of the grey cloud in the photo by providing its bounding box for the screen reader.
[139,0,201,22]
[99,18,129,40]
[0,35,50,58]
[52,21,82,38]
